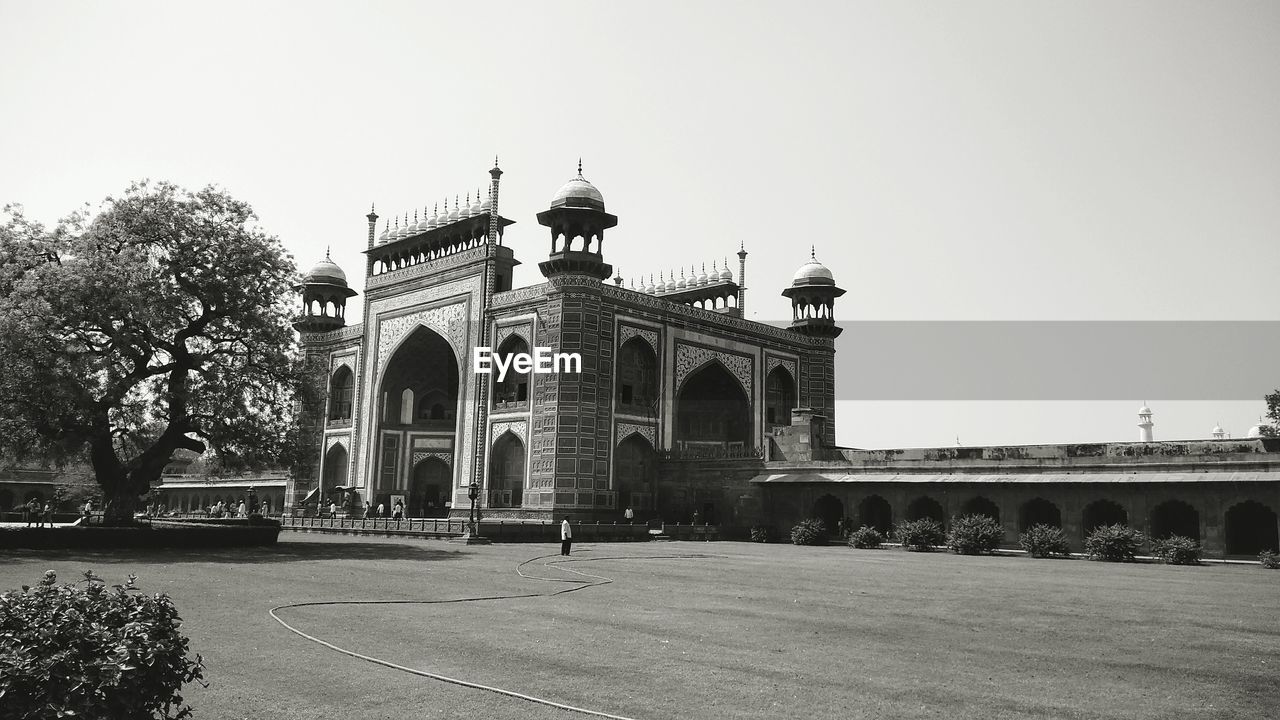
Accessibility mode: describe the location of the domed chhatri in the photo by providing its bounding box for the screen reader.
[781,246,845,338]
[293,249,358,333]
[550,159,606,211]
[536,159,618,281]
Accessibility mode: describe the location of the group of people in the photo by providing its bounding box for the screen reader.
[21,498,54,528]
[207,499,249,518]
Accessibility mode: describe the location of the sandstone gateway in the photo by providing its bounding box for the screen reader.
[286,160,1280,557]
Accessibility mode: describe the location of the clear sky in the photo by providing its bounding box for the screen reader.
[2,1,1277,448]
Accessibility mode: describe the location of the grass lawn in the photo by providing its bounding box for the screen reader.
[2,534,1277,719]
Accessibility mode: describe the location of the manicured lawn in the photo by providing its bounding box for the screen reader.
[2,534,1277,719]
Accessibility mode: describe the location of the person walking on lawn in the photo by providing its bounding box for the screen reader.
[561,517,573,556]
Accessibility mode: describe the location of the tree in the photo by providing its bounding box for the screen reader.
[0,182,302,524]
[1262,390,1280,437]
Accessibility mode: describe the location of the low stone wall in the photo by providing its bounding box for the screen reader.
[0,520,281,549]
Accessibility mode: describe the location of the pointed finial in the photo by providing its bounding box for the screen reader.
[494,154,499,167]
[811,244,816,261]
[324,245,331,260]
[370,203,376,213]
[413,209,419,223]
[577,157,583,176]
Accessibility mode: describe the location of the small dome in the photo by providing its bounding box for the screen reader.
[719,261,733,282]
[676,271,687,290]
[1138,406,1152,416]
[550,161,605,210]
[427,204,440,229]
[413,207,431,233]
[459,195,472,219]
[304,255,348,286]
[376,221,391,246]
[389,218,404,241]
[697,265,709,286]
[1211,424,1225,435]
[792,260,834,284]
[447,200,460,223]
[480,191,492,212]
[1247,424,1267,439]
[470,192,484,215]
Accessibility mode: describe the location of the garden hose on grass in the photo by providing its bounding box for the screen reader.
[269,548,719,720]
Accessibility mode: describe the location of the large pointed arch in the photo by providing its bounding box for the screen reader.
[489,431,527,508]
[675,361,752,453]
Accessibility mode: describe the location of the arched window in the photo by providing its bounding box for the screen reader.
[675,361,751,454]
[857,495,892,534]
[765,365,796,427]
[961,496,1000,525]
[614,434,656,512]
[907,496,945,526]
[1082,499,1128,535]
[323,444,348,489]
[617,338,657,412]
[328,366,354,421]
[493,335,530,407]
[1150,499,1199,541]
[1225,501,1279,555]
[489,433,526,508]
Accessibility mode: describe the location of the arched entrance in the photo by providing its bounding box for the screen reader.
[614,434,655,513]
[377,326,459,501]
[411,458,450,518]
[1225,501,1279,555]
[323,444,348,489]
[675,361,751,456]
[961,496,1000,524]
[765,365,796,429]
[1150,499,1199,541]
[1083,499,1128,534]
[489,432,526,508]
[813,494,843,533]
[907,496,945,526]
[1019,498,1061,531]
[857,495,892,533]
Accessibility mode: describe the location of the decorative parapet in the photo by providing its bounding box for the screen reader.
[302,324,365,345]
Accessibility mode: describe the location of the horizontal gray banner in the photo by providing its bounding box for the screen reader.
[788,321,1280,400]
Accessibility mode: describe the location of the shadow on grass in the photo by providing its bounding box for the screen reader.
[2,540,465,565]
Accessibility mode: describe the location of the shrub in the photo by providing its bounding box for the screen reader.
[790,519,826,546]
[894,518,944,552]
[1260,550,1280,569]
[1151,535,1202,565]
[847,525,884,549]
[1083,524,1143,562]
[1020,524,1071,558]
[946,514,1005,555]
[0,570,205,719]
[750,525,776,543]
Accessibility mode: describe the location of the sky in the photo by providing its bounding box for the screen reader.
[2,1,1277,448]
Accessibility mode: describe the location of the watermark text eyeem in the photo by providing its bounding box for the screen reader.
[473,346,582,381]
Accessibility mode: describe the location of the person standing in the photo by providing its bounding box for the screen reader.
[624,507,634,522]
[376,502,385,518]
[24,498,38,527]
[82,500,93,525]
[560,517,573,556]
[393,500,404,520]
[42,502,53,528]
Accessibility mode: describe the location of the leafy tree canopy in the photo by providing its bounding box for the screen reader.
[0,182,304,523]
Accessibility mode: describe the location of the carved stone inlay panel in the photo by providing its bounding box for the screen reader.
[412,451,452,467]
[376,302,467,367]
[766,356,797,382]
[325,435,349,452]
[495,323,531,349]
[616,422,656,448]
[618,325,658,352]
[491,420,528,446]
[674,343,752,396]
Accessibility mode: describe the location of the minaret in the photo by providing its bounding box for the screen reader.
[366,204,378,248]
[737,241,748,315]
[1138,404,1154,443]
[293,251,358,333]
[488,157,502,244]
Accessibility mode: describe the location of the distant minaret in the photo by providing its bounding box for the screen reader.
[736,241,748,315]
[1211,423,1226,440]
[1138,404,1154,443]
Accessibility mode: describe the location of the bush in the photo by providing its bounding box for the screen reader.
[1020,524,1071,558]
[894,518,944,552]
[749,525,776,543]
[1151,535,1202,565]
[1083,524,1143,562]
[790,519,826,546]
[946,514,1005,555]
[0,570,205,719]
[847,525,884,549]
[1260,550,1280,569]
